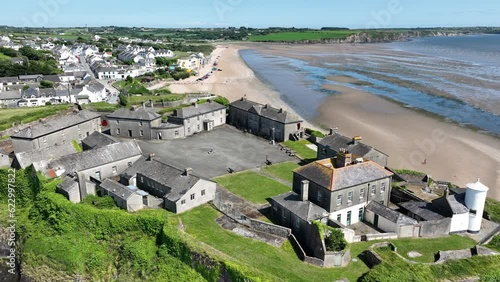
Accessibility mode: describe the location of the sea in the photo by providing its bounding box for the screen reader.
[240,35,500,135]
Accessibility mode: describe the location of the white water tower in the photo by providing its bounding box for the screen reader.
[464,178,489,233]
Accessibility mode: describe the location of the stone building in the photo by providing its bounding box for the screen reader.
[120,155,217,214]
[11,110,101,153]
[81,131,117,151]
[228,97,304,142]
[107,101,226,140]
[317,133,389,167]
[50,140,143,203]
[97,178,146,212]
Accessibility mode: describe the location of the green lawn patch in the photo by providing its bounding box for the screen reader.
[485,198,500,223]
[261,162,300,183]
[391,235,476,263]
[83,102,120,112]
[282,140,317,161]
[214,171,291,204]
[0,105,72,131]
[486,235,500,252]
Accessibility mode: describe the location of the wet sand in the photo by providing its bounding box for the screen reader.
[168,44,500,200]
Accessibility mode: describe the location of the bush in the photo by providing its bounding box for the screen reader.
[118,93,128,106]
[313,221,347,252]
[81,195,117,209]
[305,128,325,138]
[40,80,55,89]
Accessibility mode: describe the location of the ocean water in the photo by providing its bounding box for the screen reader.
[240,35,500,135]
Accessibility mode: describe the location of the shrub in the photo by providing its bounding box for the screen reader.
[40,80,55,89]
[118,93,128,106]
[81,195,118,209]
[305,128,325,138]
[313,221,347,252]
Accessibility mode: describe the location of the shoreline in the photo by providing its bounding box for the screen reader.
[168,43,500,200]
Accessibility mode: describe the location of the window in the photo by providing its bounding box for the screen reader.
[190,193,195,200]
[42,137,47,143]
[359,207,364,221]
[336,214,341,223]
[140,176,144,183]
[140,130,144,137]
[348,191,353,203]
[370,184,375,195]
[337,194,343,206]
[116,128,120,135]
[381,183,386,193]
[347,211,352,225]
[181,200,186,205]
[201,189,206,196]
[139,122,143,127]
[372,185,377,195]
[188,127,191,133]
[197,125,200,130]
[116,120,119,124]
[295,218,300,228]
[360,188,365,199]
[197,116,200,121]
[112,166,117,174]
[175,130,179,136]
[95,171,101,180]
[317,191,323,203]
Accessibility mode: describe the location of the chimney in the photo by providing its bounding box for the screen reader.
[208,99,212,104]
[301,180,309,202]
[264,104,268,109]
[353,136,363,143]
[193,102,198,108]
[184,168,193,176]
[278,108,283,113]
[147,153,155,161]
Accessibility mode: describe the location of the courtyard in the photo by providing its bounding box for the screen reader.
[135,125,297,179]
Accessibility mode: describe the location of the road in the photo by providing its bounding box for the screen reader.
[80,52,120,104]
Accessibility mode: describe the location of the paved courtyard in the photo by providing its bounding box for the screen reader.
[136,125,297,179]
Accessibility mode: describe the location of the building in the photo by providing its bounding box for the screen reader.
[120,155,216,214]
[364,201,418,237]
[11,143,77,170]
[81,131,117,151]
[50,140,143,203]
[11,110,101,153]
[317,133,389,167]
[229,97,304,142]
[97,178,146,212]
[107,101,226,140]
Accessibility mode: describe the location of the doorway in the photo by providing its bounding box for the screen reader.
[374,214,379,227]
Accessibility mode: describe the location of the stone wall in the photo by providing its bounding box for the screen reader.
[249,219,290,238]
[419,218,451,238]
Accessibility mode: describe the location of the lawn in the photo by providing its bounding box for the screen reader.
[390,235,477,263]
[83,102,120,112]
[128,94,185,105]
[0,105,72,131]
[485,198,500,222]
[178,204,372,282]
[261,162,300,183]
[282,140,317,161]
[249,31,356,42]
[486,235,500,252]
[214,171,291,204]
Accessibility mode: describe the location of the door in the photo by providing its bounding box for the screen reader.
[347,211,352,226]
[374,214,379,228]
[128,130,132,137]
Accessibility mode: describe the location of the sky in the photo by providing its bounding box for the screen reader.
[3,0,500,28]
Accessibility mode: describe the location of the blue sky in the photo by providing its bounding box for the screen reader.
[4,0,500,28]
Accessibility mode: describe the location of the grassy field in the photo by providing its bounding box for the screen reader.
[249,31,356,42]
[214,171,291,204]
[486,235,500,252]
[485,198,500,222]
[83,102,121,112]
[0,105,72,131]
[282,140,317,161]
[128,94,185,105]
[391,235,476,263]
[261,162,300,183]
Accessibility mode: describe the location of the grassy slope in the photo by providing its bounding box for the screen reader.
[261,162,300,183]
[128,94,185,105]
[248,31,356,42]
[0,105,72,131]
[214,171,291,204]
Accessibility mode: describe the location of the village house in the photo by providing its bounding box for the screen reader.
[11,110,101,153]
[51,140,143,203]
[81,131,117,151]
[229,97,304,142]
[11,142,77,170]
[107,101,226,140]
[317,132,389,167]
[177,53,207,71]
[120,155,217,214]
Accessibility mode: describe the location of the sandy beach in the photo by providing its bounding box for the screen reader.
[165,44,500,200]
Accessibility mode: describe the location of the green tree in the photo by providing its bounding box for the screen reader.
[40,80,54,89]
[118,93,128,106]
[324,228,348,252]
[126,75,133,83]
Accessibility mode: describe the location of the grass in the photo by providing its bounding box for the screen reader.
[390,235,477,263]
[261,162,300,183]
[83,102,120,112]
[0,104,72,131]
[214,171,291,204]
[249,31,356,42]
[0,53,11,60]
[486,235,500,252]
[281,140,317,161]
[128,94,185,106]
[485,198,500,223]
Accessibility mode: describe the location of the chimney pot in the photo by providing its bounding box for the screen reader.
[184,168,193,176]
[148,153,155,161]
[301,180,309,202]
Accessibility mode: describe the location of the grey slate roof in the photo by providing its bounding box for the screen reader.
[0,77,19,83]
[14,142,77,169]
[58,175,79,193]
[39,88,56,97]
[271,192,327,222]
[12,110,100,139]
[48,140,142,173]
[107,108,161,121]
[43,75,61,83]
[319,133,388,157]
[99,178,135,200]
[366,201,418,225]
[174,102,226,119]
[293,159,393,191]
[19,74,43,80]
[0,90,21,100]
[433,193,469,215]
[122,156,204,202]
[230,98,302,124]
[399,201,445,221]
[82,131,117,149]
